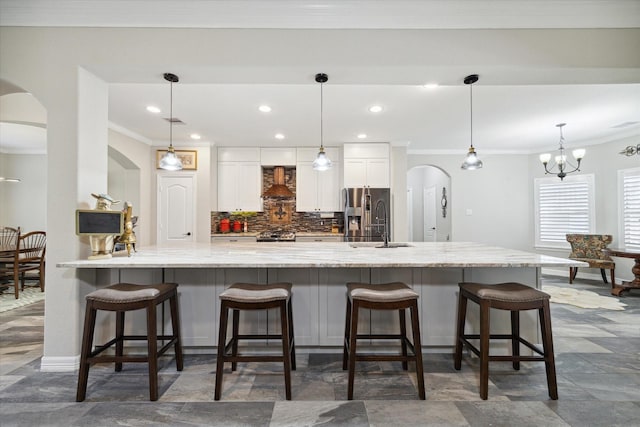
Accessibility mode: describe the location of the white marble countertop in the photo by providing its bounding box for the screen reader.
[57,242,587,269]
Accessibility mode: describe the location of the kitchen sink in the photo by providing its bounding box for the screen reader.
[349,242,413,248]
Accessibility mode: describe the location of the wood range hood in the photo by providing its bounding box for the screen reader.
[262,166,294,198]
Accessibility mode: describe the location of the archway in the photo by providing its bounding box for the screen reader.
[407,165,451,242]
[0,78,47,232]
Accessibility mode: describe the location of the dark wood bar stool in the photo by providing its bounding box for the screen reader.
[454,282,558,400]
[342,282,425,400]
[76,282,184,402]
[215,282,296,400]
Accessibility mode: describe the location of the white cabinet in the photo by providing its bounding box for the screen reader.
[296,148,341,212]
[261,148,296,166]
[217,148,262,212]
[343,143,390,188]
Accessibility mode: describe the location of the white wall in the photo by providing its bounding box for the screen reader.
[108,129,152,246]
[0,153,47,231]
[408,153,532,251]
[407,165,451,242]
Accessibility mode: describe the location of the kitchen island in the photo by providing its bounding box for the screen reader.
[57,242,585,362]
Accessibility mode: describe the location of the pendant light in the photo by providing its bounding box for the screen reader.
[461,74,483,170]
[312,73,332,171]
[158,72,183,171]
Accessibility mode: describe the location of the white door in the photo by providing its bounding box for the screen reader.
[158,174,195,243]
[423,186,436,242]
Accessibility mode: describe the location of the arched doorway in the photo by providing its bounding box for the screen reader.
[0,79,47,231]
[407,165,451,242]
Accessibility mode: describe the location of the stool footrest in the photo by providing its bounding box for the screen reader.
[353,354,419,362]
[89,338,178,360]
[461,335,545,357]
[221,355,286,363]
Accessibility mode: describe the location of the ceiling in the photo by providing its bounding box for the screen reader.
[1,0,639,155]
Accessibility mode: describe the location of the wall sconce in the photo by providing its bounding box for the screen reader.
[441,187,447,218]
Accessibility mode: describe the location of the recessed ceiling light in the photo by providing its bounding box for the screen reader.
[422,83,439,89]
[368,105,383,113]
[275,133,285,140]
[190,134,201,140]
[259,105,272,113]
[357,133,367,139]
[146,105,161,113]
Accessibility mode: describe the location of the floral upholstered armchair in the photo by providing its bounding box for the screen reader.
[566,234,615,286]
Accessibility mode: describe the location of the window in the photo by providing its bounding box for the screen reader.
[534,174,595,248]
[619,167,640,250]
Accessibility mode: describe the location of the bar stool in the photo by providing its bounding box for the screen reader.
[215,282,296,400]
[76,282,184,402]
[343,282,425,400]
[454,282,558,400]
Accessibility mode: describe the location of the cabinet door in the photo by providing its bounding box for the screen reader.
[236,162,263,211]
[218,162,263,212]
[366,159,390,188]
[317,161,341,211]
[343,159,367,188]
[295,161,318,212]
[217,162,238,211]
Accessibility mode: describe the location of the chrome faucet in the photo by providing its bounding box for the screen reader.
[375,199,389,248]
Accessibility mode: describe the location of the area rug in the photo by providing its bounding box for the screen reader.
[0,286,45,313]
[542,285,627,311]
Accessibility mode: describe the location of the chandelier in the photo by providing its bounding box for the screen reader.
[539,123,585,180]
[619,144,639,156]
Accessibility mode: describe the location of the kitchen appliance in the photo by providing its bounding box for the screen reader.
[262,166,294,198]
[344,187,391,242]
[256,231,296,242]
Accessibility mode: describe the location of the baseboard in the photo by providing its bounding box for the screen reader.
[40,355,79,372]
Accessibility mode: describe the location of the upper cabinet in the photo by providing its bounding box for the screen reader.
[296,148,341,212]
[261,148,296,166]
[217,148,263,212]
[343,143,390,188]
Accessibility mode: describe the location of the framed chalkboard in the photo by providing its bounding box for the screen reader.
[76,210,124,235]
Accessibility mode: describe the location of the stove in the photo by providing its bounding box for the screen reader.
[256,231,296,242]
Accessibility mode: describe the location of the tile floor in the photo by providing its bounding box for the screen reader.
[0,276,638,426]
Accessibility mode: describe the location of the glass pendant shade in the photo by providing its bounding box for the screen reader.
[461,146,483,170]
[159,72,183,171]
[312,147,332,171]
[159,145,182,171]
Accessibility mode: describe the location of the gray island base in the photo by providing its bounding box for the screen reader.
[58,242,586,356]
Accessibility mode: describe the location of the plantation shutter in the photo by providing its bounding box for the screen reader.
[621,168,640,249]
[535,175,594,247]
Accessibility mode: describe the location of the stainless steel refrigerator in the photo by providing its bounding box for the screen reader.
[343,187,391,242]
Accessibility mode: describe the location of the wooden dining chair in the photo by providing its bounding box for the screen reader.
[0,231,46,299]
[0,226,20,255]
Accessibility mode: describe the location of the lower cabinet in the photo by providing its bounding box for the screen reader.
[211,235,256,243]
[296,235,344,242]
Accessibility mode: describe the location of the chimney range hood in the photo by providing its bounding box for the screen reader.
[263,166,294,198]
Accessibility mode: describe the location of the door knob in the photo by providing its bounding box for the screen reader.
[431,227,436,230]
[184,232,191,236]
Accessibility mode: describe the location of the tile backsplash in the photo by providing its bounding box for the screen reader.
[211,167,343,234]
